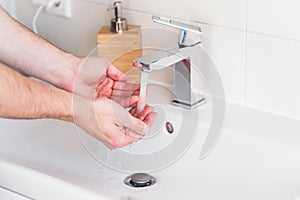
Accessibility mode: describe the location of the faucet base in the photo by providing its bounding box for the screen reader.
[172,96,206,110]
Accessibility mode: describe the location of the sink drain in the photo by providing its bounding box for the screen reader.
[124,173,156,188]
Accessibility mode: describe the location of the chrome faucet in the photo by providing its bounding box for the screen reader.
[135,16,206,109]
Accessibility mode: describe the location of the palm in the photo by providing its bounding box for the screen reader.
[74,57,140,108]
[95,75,139,108]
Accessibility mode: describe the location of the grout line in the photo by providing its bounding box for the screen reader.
[81,0,245,32]
[247,30,300,43]
[244,0,248,101]
[125,8,246,33]
[123,7,300,44]
[82,0,108,6]
[82,0,300,43]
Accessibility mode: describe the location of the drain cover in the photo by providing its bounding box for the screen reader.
[124,173,156,188]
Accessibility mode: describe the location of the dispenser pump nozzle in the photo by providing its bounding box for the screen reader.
[107,1,128,33]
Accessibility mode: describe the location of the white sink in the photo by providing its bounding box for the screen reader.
[1,83,300,200]
[0,159,109,200]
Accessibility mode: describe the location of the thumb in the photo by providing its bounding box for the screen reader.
[107,65,128,81]
[122,113,150,136]
[112,101,149,136]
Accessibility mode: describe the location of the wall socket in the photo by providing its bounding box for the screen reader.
[32,0,72,18]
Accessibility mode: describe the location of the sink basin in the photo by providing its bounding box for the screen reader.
[0,159,109,200]
[76,83,211,173]
[0,83,300,200]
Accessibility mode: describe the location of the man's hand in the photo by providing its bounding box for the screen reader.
[0,8,139,108]
[0,63,157,149]
[129,104,157,126]
[73,57,140,108]
[74,97,156,149]
[0,8,141,108]
[0,8,157,149]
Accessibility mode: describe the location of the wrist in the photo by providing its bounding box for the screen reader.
[0,63,76,122]
[66,56,111,97]
[48,53,82,93]
[50,87,75,122]
[32,82,75,122]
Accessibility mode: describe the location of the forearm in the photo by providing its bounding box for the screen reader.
[0,63,74,121]
[0,6,80,92]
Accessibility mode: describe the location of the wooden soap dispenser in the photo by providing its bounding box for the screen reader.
[97,1,142,75]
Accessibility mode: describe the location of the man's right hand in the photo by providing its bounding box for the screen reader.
[74,97,156,149]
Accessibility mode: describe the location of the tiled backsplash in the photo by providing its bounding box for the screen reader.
[247,0,300,40]
[2,0,300,119]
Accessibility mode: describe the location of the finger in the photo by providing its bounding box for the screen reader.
[95,78,108,96]
[120,131,142,147]
[137,105,154,121]
[113,95,139,108]
[129,106,137,116]
[123,114,150,136]
[97,79,114,98]
[92,128,116,150]
[112,88,140,97]
[107,65,128,82]
[127,96,139,107]
[96,78,109,98]
[129,106,139,117]
[125,129,144,141]
[136,96,147,113]
[113,81,140,91]
[98,78,113,93]
[103,124,127,148]
[143,112,158,126]
[105,125,141,148]
[111,101,150,136]
[133,61,143,68]
[97,77,109,89]
[97,88,113,99]
[105,78,114,90]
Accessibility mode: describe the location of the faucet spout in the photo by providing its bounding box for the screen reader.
[134,44,182,72]
[135,44,205,109]
[134,16,206,109]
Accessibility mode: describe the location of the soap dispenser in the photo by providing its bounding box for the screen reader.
[97,1,142,77]
[107,1,128,33]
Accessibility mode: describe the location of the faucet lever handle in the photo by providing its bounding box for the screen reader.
[152,16,202,47]
[152,16,201,33]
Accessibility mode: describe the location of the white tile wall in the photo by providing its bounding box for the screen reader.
[201,25,246,101]
[13,0,110,56]
[3,0,300,118]
[247,0,300,40]
[124,8,245,101]
[124,9,246,101]
[95,0,247,30]
[246,0,300,118]
[247,33,300,117]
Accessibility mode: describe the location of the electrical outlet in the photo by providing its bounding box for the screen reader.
[46,0,71,18]
[32,0,72,18]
